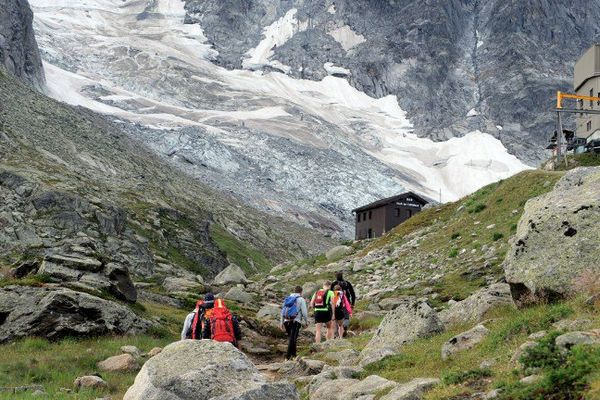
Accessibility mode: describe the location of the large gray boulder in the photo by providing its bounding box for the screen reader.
[311,375,397,400]
[325,245,353,261]
[213,264,248,286]
[439,284,515,326]
[0,285,151,343]
[380,378,440,400]
[360,298,443,366]
[124,340,298,400]
[503,167,600,302]
[441,324,489,360]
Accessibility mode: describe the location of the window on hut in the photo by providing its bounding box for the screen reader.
[368,210,372,220]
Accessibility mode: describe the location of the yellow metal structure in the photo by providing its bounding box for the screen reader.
[556,90,600,109]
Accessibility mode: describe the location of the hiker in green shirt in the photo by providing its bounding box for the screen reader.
[310,281,334,343]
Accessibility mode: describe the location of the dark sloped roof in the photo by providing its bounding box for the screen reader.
[352,191,429,213]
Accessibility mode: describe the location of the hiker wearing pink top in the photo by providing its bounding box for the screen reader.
[332,284,353,338]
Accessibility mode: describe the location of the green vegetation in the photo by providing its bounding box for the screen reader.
[492,232,504,242]
[0,302,186,399]
[550,152,600,171]
[0,274,52,288]
[441,368,492,385]
[352,297,600,400]
[210,224,271,275]
[497,339,600,399]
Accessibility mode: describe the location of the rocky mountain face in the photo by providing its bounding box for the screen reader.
[28,0,529,238]
[187,0,600,165]
[0,0,44,89]
[0,55,333,342]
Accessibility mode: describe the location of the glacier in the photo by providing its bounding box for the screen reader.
[29,0,529,237]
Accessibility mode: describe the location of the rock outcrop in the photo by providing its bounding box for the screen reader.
[0,0,45,89]
[124,340,298,400]
[504,168,600,302]
[440,283,515,326]
[213,264,249,286]
[360,298,443,366]
[442,324,489,360]
[0,286,152,343]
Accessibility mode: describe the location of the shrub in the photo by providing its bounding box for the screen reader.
[442,368,492,385]
[498,343,600,399]
[469,203,487,213]
[449,248,459,258]
[492,232,504,241]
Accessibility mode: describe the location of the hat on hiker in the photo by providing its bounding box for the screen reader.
[204,293,215,306]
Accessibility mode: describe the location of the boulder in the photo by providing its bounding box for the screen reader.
[555,330,600,352]
[120,345,142,358]
[439,284,515,326]
[98,354,139,372]
[161,277,201,294]
[503,167,600,301]
[360,299,443,366]
[325,245,353,261]
[146,347,162,357]
[324,349,360,366]
[224,286,254,304]
[311,375,396,400]
[441,324,489,360]
[552,319,593,332]
[0,286,151,343]
[380,378,440,400]
[74,376,108,391]
[379,297,408,311]
[124,340,297,400]
[212,264,248,286]
[256,303,281,320]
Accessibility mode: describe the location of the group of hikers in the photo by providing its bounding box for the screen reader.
[280,272,355,360]
[181,293,243,347]
[180,272,355,361]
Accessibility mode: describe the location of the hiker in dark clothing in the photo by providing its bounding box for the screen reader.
[202,298,242,348]
[330,272,356,332]
[280,285,309,360]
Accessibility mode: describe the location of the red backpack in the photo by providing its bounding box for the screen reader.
[209,301,236,343]
[314,289,327,307]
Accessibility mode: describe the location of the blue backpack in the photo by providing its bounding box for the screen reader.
[282,295,299,320]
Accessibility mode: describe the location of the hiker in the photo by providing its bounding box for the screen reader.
[331,272,356,333]
[332,284,353,338]
[280,285,309,360]
[310,281,334,343]
[202,298,242,348]
[181,299,204,340]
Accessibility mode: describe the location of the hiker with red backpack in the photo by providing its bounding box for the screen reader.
[310,281,334,343]
[280,285,309,360]
[332,284,353,338]
[201,297,242,348]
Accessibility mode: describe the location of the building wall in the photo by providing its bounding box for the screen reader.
[354,195,426,240]
[354,205,386,240]
[575,45,600,141]
[384,198,423,232]
[575,77,600,140]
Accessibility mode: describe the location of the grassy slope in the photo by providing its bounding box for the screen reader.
[0,302,186,399]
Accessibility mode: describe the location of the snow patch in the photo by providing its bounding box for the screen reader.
[328,25,366,52]
[496,125,503,130]
[327,4,336,14]
[324,62,351,76]
[242,9,308,72]
[467,108,479,117]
